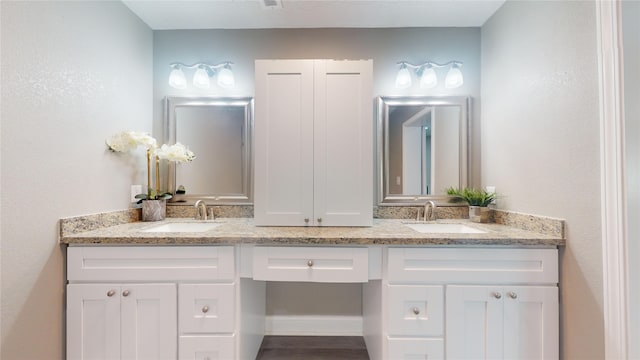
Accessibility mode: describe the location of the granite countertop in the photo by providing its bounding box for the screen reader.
[60,217,564,247]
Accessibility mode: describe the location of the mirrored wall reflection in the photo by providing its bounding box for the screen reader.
[165,97,253,204]
[378,96,469,204]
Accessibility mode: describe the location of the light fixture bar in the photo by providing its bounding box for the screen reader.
[395,60,464,89]
[168,62,235,89]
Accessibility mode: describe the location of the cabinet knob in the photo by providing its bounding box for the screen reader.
[107,290,116,297]
[317,218,322,223]
[122,290,130,297]
[304,218,310,224]
[202,306,209,313]
[412,307,420,315]
[508,291,518,299]
[492,292,502,299]
[307,260,314,267]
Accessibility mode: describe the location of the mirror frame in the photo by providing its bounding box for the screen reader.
[165,96,254,205]
[377,95,470,205]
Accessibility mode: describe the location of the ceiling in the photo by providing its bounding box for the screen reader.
[122,0,505,30]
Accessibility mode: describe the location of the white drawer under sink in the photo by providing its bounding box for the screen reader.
[178,284,235,334]
[252,246,369,283]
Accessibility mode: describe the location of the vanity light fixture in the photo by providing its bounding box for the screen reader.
[168,62,235,89]
[395,60,464,89]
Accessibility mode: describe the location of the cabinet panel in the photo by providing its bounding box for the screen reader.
[252,246,368,282]
[67,284,121,360]
[120,284,177,360]
[68,246,235,282]
[387,337,444,360]
[254,59,315,226]
[179,284,235,334]
[503,286,559,360]
[313,60,373,226]
[178,335,235,360]
[446,286,504,359]
[387,285,443,336]
[388,248,558,284]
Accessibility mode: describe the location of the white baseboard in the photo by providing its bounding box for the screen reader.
[265,315,363,336]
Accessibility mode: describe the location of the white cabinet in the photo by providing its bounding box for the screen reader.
[254,59,373,227]
[67,283,176,360]
[446,285,559,360]
[66,246,245,360]
[365,247,559,360]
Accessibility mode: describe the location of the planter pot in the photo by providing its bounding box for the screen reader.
[469,205,491,223]
[142,199,166,222]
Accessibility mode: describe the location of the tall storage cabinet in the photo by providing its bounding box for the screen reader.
[254,59,373,227]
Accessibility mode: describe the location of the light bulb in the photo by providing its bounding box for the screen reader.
[168,67,187,89]
[395,65,412,89]
[217,66,235,88]
[420,66,437,88]
[445,64,463,89]
[193,67,210,89]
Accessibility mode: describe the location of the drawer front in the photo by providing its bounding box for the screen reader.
[388,248,558,284]
[252,246,368,283]
[387,285,443,336]
[387,338,444,360]
[179,284,235,334]
[67,246,235,282]
[178,335,235,360]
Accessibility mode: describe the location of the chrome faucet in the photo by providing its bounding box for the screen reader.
[423,200,437,222]
[194,200,207,220]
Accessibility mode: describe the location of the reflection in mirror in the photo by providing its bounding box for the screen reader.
[377,96,469,204]
[165,97,253,204]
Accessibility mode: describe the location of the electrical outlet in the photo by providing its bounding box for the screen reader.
[131,185,142,202]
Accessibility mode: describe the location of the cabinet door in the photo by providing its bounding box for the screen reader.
[254,59,315,226]
[120,284,177,360]
[446,286,504,360]
[67,284,121,360]
[503,286,559,360]
[313,60,373,226]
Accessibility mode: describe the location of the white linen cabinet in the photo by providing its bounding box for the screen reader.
[254,59,373,226]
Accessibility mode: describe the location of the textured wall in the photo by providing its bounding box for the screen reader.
[481,1,603,358]
[154,27,480,319]
[0,2,152,358]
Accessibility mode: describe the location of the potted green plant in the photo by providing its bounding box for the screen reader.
[107,131,195,221]
[445,187,496,223]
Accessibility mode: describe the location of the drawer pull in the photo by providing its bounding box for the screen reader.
[107,290,116,297]
[508,291,518,299]
[412,307,420,315]
[307,260,314,267]
[492,292,502,299]
[122,290,130,297]
[317,218,322,224]
[202,306,209,313]
[304,218,310,224]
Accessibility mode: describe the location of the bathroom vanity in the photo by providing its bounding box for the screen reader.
[61,217,563,360]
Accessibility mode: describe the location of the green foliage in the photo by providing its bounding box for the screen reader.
[134,191,173,204]
[445,187,496,207]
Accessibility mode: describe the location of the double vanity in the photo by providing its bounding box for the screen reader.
[61,213,564,360]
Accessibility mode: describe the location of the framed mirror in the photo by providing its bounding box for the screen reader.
[377,96,470,204]
[165,96,253,204]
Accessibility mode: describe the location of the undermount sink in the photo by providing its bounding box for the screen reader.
[404,223,487,234]
[141,222,223,233]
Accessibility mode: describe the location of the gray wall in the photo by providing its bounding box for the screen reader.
[481,1,603,358]
[0,2,153,358]
[153,28,481,318]
[622,0,640,357]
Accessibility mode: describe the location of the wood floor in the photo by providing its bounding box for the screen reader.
[255,336,370,360]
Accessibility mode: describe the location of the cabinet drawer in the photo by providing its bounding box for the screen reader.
[178,335,235,360]
[179,284,235,334]
[252,246,368,283]
[67,246,235,282]
[387,338,444,360]
[387,285,443,336]
[388,248,558,284]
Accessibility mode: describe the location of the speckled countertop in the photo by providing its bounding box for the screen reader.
[60,217,564,247]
